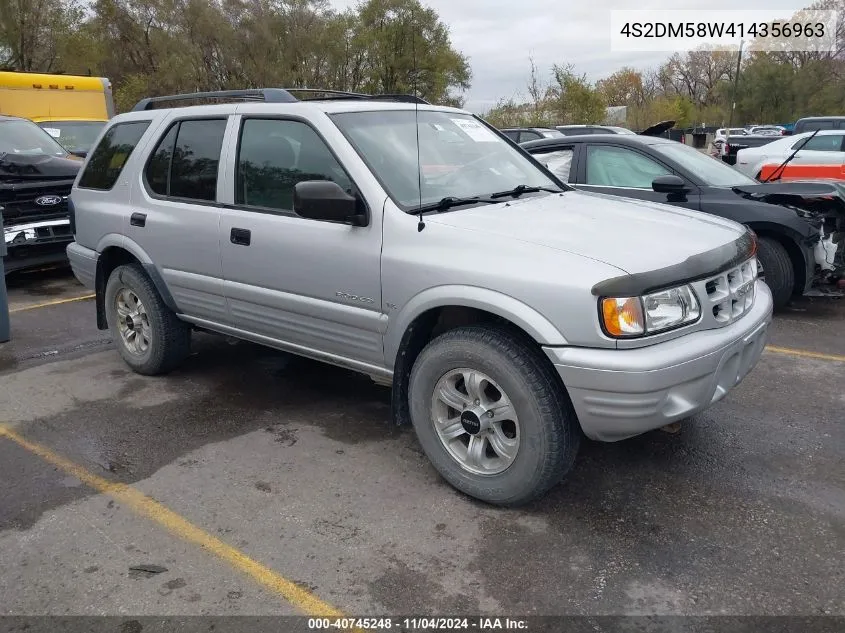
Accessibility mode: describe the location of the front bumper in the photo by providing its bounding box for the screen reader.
[3,218,73,274]
[544,280,773,442]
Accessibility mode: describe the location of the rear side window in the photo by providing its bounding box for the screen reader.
[796,134,845,152]
[144,119,227,201]
[535,149,574,181]
[78,121,150,190]
[800,120,836,132]
[519,131,542,142]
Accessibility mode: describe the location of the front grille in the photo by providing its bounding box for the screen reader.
[702,258,758,325]
[0,180,74,225]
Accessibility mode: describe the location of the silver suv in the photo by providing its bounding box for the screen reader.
[66,89,773,506]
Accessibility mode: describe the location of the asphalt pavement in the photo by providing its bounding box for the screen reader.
[1,267,843,619]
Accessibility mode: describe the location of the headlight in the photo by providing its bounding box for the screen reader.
[601,285,701,338]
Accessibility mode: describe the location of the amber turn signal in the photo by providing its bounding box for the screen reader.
[601,297,645,337]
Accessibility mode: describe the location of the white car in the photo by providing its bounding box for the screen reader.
[711,128,748,156]
[747,125,786,137]
[735,129,845,179]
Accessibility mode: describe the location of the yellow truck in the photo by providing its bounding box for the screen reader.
[0,71,115,156]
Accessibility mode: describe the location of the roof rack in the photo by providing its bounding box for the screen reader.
[130,88,430,111]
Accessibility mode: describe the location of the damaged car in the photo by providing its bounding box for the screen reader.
[1,115,81,275]
[522,133,845,308]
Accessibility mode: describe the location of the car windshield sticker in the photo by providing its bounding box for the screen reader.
[43,127,62,138]
[451,118,498,142]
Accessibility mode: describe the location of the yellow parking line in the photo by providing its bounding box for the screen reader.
[9,294,96,313]
[0,424,349,620]
[765,345,845,363]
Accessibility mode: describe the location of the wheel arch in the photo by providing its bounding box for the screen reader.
[94,237,177,330]
[386,287,568,427]
[746,222,812,295]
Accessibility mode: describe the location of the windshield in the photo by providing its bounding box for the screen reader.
[652,142,757,187]
[330,110,560,210]
[39,121,106,153]
[0,119,68,157]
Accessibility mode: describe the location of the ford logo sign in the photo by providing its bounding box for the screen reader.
[35,195,63,206]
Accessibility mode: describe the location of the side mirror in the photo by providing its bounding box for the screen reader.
[652,174,689,194]
[293,181,368,226]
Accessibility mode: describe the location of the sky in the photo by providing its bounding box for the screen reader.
[328,0,823,113]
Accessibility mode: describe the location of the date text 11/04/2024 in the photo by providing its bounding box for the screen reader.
[307,617,529,630]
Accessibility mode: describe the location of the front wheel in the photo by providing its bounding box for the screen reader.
[756,237,794,310]
[105,264,191,375]
[408,325,580,506]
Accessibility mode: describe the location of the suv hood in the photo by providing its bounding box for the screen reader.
[426,190,746,275]
[0,152,81,182]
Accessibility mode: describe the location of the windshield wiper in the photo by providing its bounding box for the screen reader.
[489,184,562,199]
[761,129,819,183]
[414,196,501,214]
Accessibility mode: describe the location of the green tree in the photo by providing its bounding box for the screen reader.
[548,64,606,124]
[0,0,87,71]
[353,0,471,104]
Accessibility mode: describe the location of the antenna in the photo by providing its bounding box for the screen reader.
[411,7,425,232]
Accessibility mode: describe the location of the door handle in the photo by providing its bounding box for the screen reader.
[130,212,146,227]
[230,227,251,246]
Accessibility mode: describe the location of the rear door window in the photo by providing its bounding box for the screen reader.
[78,121,151,190]
[144,118,227,201]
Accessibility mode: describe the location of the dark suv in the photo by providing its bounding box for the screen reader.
[793,116,845,134]
[1,115,82,274]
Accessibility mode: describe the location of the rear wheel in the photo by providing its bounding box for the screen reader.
[408,324,580,506]
[757,237,794,310]
[105,264,191,375]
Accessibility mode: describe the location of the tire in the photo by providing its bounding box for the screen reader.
[757,236,794,310]
[408,324,580,506]
[104,263,191,375]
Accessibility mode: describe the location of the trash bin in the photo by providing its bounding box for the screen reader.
[0,207,10,343]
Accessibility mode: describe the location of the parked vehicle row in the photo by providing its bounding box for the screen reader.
[735,130,845,180]
[0,71,113,157]
[521,133,845,308]
[65,88,773,506]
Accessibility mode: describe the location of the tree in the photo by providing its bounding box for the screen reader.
[353,0,470,104]
[0,0,86,71]
[547,64,606,124]
[596,67,643,107]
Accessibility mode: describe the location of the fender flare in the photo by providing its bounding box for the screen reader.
[94,235,177,328]
[384,285,568,368]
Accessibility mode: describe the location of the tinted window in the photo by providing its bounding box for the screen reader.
[535,149,574,181]
[797,134,844,151]
[519,131,542,142]
[169,120,226,201]
[145,124,178,196]
[800,120,836,132]
[78,121,150,190]
[501,130,520,141]
[586,145,671,188]
[236,119,352,212]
